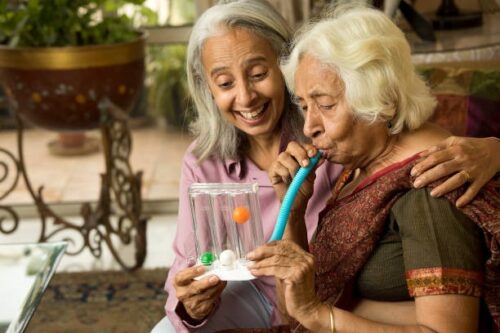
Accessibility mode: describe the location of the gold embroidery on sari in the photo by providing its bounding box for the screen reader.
[406,267,483,297]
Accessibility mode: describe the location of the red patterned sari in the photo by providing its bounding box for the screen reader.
[311,155,499,332]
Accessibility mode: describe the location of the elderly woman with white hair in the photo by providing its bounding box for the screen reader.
[248,4,499,333]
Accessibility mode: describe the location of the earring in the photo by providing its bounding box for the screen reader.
[387,120,393,129]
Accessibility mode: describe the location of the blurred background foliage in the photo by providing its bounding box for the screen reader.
[0,0,194,129]
[147,44,191,129]
[143,0,194,129]
[0,0,154,47]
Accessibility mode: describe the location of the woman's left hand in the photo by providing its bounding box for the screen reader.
[247,240,321,321]
[411,136,500,207]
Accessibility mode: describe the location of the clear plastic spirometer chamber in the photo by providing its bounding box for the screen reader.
[189,183,264,281]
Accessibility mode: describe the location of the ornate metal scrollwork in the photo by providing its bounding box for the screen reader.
[0,133,21,234]
[0,102,148,271]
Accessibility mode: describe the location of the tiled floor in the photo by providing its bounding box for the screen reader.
[1,125,192,205]
[0,125,193,271]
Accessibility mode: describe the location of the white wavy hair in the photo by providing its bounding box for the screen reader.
[281,4,436,135]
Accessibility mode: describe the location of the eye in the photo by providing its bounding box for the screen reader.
[251,71,267,80]
[319,104,335,111]
[249,65,268,81]
[316,96,337,111]
[217,81,233,89]
[214,74,234,90]
[297,103,307,113]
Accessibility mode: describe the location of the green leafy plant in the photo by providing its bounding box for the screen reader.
[147,44,192,129]
[0,0,151,47]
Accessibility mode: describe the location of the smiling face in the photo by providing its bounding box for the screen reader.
[201,27,286,140]
[295,54,388,170]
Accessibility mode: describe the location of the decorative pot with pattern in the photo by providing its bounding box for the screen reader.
[0,34,145,130]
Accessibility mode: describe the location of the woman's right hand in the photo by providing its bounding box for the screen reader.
[268,142,320,207]
[174,265,226,321]
[247,240,321,328]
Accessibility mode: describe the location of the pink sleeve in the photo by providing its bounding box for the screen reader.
[164,152,206,331]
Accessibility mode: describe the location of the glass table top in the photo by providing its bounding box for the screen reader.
[0,242,67,333]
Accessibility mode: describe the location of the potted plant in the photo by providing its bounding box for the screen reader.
[0,0,154,270]
[0,0,150,153]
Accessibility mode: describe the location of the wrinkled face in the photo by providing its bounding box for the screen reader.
[201,27,285,139]
[294,54,386,169]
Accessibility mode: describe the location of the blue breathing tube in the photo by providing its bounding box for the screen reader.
[269,151,322,242]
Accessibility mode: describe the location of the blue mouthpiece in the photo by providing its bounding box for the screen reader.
[269,151,322,242]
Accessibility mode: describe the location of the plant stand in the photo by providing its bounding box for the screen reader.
[0,100,148,271]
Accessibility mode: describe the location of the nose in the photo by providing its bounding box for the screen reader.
[303,106,323,140]
[236,80,257,106]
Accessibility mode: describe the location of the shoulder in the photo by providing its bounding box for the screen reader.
[391,188,485,273]
[393,187,468,224]
[182,140,236,182]
[182,141,197,164]
[392,187,484,247]
[397,123,450,156]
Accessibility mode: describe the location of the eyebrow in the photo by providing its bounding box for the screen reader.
[310,87,343,100]
[244,56,269,67]
[293,90,342,105]
[310,91,329,98]
[209,55,269,78]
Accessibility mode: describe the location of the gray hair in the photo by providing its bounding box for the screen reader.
[187,0,301,161]
[281,4,436,134]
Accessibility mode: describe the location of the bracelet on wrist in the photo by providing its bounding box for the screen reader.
[328,304,336,333]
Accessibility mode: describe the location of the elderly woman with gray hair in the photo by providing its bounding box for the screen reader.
[248,4,499,333]
[153,1,500,332]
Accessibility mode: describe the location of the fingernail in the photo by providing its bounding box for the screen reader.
[413,179,422,188]
[208,276,219,283]
[430,189,439,197]
[411,168,418,176]
[456,200,464,208]
[197,266,205,273]
[301,159,309,167]
[246,261,255,268]
[246,251,254,259]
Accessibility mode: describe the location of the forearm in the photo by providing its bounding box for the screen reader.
[297,297,478,333]
[276,209,308,321]
[274,279,289,323]
[298,304,433,333]
[331,307,429,333]
[283,208,309,250]
[297,303,333,333]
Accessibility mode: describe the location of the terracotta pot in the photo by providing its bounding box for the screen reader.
[0,34,145,130]
[57,132,87,148]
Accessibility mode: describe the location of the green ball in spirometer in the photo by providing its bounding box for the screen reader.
[200,251,215,266]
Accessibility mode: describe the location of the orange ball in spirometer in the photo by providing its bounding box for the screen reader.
[232,206,250,224]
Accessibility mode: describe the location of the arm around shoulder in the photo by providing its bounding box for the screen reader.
[412,136,500,207]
